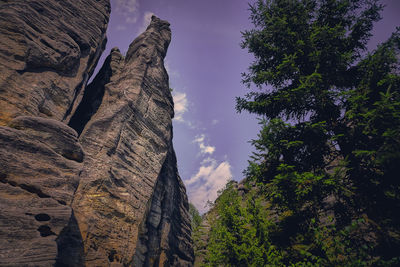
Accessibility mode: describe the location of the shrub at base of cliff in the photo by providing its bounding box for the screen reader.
[201,180,400,266]
[203,181,284,266]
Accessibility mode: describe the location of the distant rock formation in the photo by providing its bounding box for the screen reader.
[0,1,193,266]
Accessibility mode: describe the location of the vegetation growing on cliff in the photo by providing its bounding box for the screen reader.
[189,203,203,231]
[200,0,400,265]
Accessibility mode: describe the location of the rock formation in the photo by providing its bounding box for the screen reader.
[71,16,193,266]
[0,0,110,125]
[0,116,85,266]
[0,1,193,266]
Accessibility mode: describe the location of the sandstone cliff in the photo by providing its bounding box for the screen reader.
[0,1,193,266]
[0,0,110,125]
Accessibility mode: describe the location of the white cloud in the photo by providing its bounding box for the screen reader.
[199,143,215,155]
[193,135,205,144]
[113,0,140,24]
[193,134,215,155]
[137,11,155,34]
[186,158,232,214]
[172,92,188,122]
[114,0,138,13]
[211,119,219,125]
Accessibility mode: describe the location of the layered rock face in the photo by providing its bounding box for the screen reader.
[0,117,85,266]
[0,1,193,266]
[0,0,110,125]
[71,17,193,266]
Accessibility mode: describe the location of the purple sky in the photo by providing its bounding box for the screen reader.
[100,0,399,213]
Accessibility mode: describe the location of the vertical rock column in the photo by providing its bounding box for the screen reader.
[71,16,193,266]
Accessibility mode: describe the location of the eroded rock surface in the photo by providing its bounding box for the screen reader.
[0,0,110,125]
[0,3,193,265]
[133,146,194,266]
[0,116,84,266]
[71,16,193,266]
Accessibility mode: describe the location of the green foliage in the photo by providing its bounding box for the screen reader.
[189,203,202,232]
[344,33,400,217]
[238,0,382,121]
[198,0,400,265]
[204,182,284,266]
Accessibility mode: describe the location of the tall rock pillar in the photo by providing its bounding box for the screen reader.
[71,16,194,266]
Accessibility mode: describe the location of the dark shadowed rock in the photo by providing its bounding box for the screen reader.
[68,48,124,136]
[133,145,194,266]
[0,0,110,125]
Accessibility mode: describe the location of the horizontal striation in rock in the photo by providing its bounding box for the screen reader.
[0,0,110,125]
[70,16,190,266]
[0,116,84,266]
[0,6,194,265]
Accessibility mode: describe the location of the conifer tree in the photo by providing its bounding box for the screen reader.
[231,0,400,264]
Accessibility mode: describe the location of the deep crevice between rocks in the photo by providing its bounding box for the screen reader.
[62,31,108,124]
[62,74,88,122]
[68,53,113,136]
